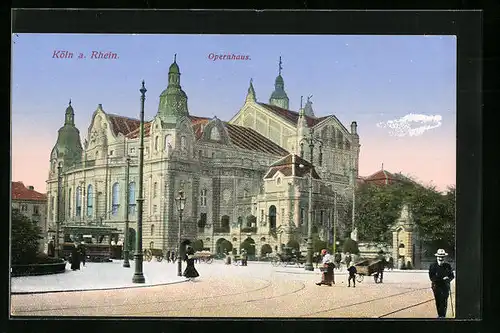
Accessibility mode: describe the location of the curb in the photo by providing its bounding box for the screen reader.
[11,278,189,295]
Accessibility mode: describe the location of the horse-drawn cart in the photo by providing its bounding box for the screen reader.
[194,251,214,264]
[144,248,164,262]
[354,259,383,283]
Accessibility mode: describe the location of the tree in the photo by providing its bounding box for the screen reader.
[260,244,273,256]
[342,238,360,255]
[192,239,204,252]
[286,240,300,251]
[11,210,43,264]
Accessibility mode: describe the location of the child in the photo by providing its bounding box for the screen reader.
[347,264,357,287]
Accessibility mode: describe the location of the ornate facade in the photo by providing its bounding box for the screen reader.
[46,57,361,256]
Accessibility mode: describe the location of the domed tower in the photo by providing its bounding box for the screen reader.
[269,56,290,109]
[49,100,83,173]
[157,54,189,124]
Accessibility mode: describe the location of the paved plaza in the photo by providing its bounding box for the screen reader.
[11,260,455,318]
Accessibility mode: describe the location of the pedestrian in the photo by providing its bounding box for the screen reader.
[166,250,171,263]
[70,242,81,271]
[183,246,200,281]
[171,250,175,263]
[428,249,455,318]
[316,249,335,286]
[373,250,385,283]
[241,249,248,266]
[345,252,352,268]
[347,263,357,287]
[78,241,87,267]
[334,251,342,270]
[387,256,394,271]
[47,239,55,257]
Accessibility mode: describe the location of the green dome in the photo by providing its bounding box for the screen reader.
[169,61,180,73]
[275,74,284,85]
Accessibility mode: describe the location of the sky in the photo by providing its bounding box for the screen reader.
[11,34,456,193]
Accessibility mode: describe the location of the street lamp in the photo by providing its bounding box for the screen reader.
[123,155,131,268]
[175,190,186,276]
[132,81,147,284]
[55,162,63,258]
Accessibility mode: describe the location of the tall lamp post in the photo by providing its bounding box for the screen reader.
[175,190,186,276]
[132,81,147,284]
[55,162,63,258]
[123,155,131,268]
[299,128,322,272]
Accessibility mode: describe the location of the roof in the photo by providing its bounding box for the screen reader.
[363,169,413,186]
[126,122,152,139]
[258,103,329,127]
[107,114,144,137]
[12,182,47,201]
[265,154,320,179]
[189,115,211,139]
[224,123,289,156]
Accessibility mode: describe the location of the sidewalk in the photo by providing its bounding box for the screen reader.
[11,260,188,294]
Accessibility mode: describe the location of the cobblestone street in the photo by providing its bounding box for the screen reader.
[11,260,455,318]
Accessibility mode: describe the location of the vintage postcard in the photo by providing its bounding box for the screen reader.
[11,32,459,319]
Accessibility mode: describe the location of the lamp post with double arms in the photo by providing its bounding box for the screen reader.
[132,81,147,284]
[123,155,131,268]
[55,162,63,258]
[175,190,186,276]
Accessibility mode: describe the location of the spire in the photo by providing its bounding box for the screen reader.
[64,99,75,126]
[269,56,289,109]
[304,95,315,117]
[157,55,189,122]
[245,78,256,103]
[51,102,83,168]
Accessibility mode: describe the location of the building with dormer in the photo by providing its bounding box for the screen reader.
[45,56,361,257]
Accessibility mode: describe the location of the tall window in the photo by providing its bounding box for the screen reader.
[68,188,72,217]
[50,197,54,221]
[87,184,93,217]
[128,182,136,215]
[153,182,158,198]
[76,187,82,217]
[151,224,155,236]
[200,189,207,207]
[180,136,187,151]
[320,210,324,225]
[33,205,39,215]
[112,182,120,216]
[165,135,172,152]
[300,208,305,225]
[154,136,159,151]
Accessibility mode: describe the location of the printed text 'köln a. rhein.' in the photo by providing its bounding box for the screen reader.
[52,50,119,60]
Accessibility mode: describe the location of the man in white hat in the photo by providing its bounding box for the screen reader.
[428,249,455,318]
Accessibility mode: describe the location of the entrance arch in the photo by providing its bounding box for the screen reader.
[268,205,277,229]
[216,237,233,255]
[241,237,256,255]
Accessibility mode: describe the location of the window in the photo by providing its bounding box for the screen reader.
[200,189,207,207]
[21,204,28,212]
[145,147,150,155]
[212,152,216,159]
[153,205,158,214]
[198,150,202,159]
[261,209,264,223]
[76,187,82,217]
[86,184,93,217]
[68,188,72,216]
[300,142,304,158]
[320,210,324,225]
[130,147,135,154]
[153,182,158,198]
[109,150,114,156]
[33,205,39,215]
[154,136,159,151]
[180,136,187,151]
[300,208,305,225]
[281,208,285,224]
[128,182,136,215]
[112,182,120,216]
[165,135,172,152]
[210,127,220,140]
[243,189,248,198]
[151,224,155,236]
[276,177,282,185]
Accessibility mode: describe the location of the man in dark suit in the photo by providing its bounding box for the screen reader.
[428,249,455,318]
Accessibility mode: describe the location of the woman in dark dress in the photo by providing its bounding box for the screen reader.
[316,249,335,286]
[183,246,199,280]
[70,242,81,271]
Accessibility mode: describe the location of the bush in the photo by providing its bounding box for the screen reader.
[342,238,360,255]
[286,240,300,251]
[11,210,43,265]
[260,244,273,256]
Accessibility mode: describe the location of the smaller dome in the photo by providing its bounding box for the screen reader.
[275,75,284,85]
[169,61,180,74]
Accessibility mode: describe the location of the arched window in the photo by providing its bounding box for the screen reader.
[68,188,72,217]
[180,136,187,151]
[128,182,136,215]
[153,182,158,198]
[112,182,120,216]
[86,184,93,217]
[165,135,172,152]
[200,189,207,207]
[210,127,220,141]
[76,186,82,217]
[300,142,304,158]
[151,224,155,236]
[154,136,159,151]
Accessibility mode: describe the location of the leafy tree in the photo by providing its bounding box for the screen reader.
[286,240,300,251]
[11,210,43,264]
[192,239,204,252]
[342,238,360,255]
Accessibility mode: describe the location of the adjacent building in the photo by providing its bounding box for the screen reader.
[11,181,48,251]
[45,56,361,256]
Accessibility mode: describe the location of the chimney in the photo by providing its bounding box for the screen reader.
[28,185,34,190]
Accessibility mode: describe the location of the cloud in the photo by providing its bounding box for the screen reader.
[376,113,443,137]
